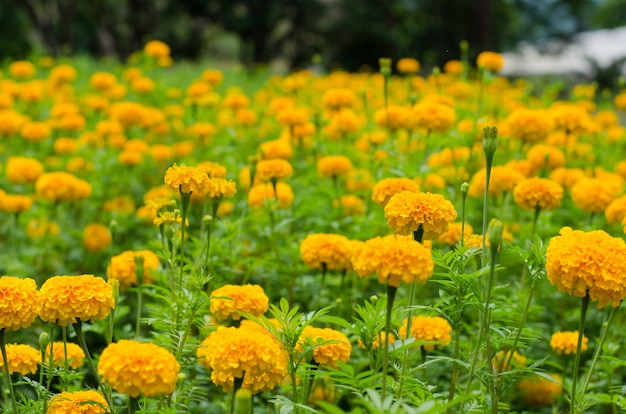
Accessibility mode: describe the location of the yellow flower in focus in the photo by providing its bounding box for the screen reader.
[513,177,563,211]
[107,250,160,290]
[247,182,294,209]
[82,223,112,253]
[300,233,352,272]
[38,275,115,326]
[255,159,293,182]
[299,326,351,368]
[547,227,626,307]
[0,276,38,331]
[164,163,210,195]
[317,156,353,178]
[98,340,180,397]
[476,51,504,73]
[210,284,269,321]
[384,191,457,239]
[550,331,588,355]
[144,40,170,58]
[371,177,420,207]
[197,325,287,394]
[0,344,39,374]
[48,390,109,414]
[571,178,619,213]
[45,342,85,369]
[517,374,562,406]
[396,58,420,74]
[398,316,452,351]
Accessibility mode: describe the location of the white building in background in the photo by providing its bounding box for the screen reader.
[501,26,626,77]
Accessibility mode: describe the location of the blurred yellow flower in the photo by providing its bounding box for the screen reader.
[550,331,588,355]
[398,316,452,351]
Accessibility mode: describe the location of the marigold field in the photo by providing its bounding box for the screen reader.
[2,43,626,414]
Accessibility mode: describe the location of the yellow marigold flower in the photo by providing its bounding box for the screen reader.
[605,195,626,225]
[48,390,109,414]
[468,166,525,197]
[351,235,434,287]
[107,250,160,290]
[357,332,396,350]
[322,88,356,111]
[505,108,552,144]
[549,167,585,190]
[547,227,626,307]
[197,325,287,393]
[164,163,210,195]
[317,155,353,178]
[437,222,473,246]
[0,343,39,375]
[299,326,351,368]
[210,284,269,321]
[300,233,352,272]
[384,191,457,239]
[198,161,227,178]
[550,331,588,355]
[551,103,592,135]
[513,177,563,211]
[223,92,250,110]
[98,340,180,397]
[571,178,619,213]
[38,275,115,325]
[444,60,464,75]
[396,58,420,74]
[398,316,452,351]
[6,156,44,184]
[259,139,293,160]
[202,69,224,87]
[102,196,136,215]
[82,223,112,253]
[26,217,60,238]
[21,122,51,142]
[411,102,456,133]
[527,144,566,171]
[492,350,526,372]
[371,177,420,207]
[45,342,85,369]
[247,182,294,209]
[9,61,36,79]
[0,276,38,331]
[0,194,33,214]
[35,172,92,202]
[256,159,293,182]
[89,72,117,91]
[476,51,504,73]
[373,106,412,131]
[206,177,237,199]
[517,374,563,406]
[334,194,365,216]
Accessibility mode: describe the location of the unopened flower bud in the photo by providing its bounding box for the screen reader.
[379,58,392,77]
[487,219,503,254]
[461,182,470,196]
[483,126,498,160]
[39,332,50,351]
[234,388,252,414]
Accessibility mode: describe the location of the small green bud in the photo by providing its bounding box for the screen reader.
[487,218,503,253]
[234,388,252,414]
[483,126,498,159]
[432,66,441,76]
[460,40,469,52]
[379,58,392,77]
[203,215,214,225]
[39,332,50,351]
[177,372,186,381]
[370,295,378,302]
[461,182,470,196]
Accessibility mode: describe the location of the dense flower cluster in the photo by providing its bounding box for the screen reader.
[513,177,564,211]
[210,284,269,321]
[300,233,352,272]
[550,331,589,355]
[384,191,457,238]
[98,340,180,397]
[0,276,38,331]
[107,250,160,290]
[398,316,452,351]
[546,227,626,307]
[48,390,109,414]
[299,326,352,368]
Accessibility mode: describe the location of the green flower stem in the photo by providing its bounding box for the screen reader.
[302,362,319,405]
[382,284,398,400]
[504,279,536,373]
[230,376,244,414]
[61,325,69,391]
[0,330,18,414]
[397,280,416,397]
[445,306,462,414]
[73,321,113,408]
[128,395,140,414]
[134,255,145,340]
[571,294,590,414]
[580,302,620,398]
[178,190,192,286]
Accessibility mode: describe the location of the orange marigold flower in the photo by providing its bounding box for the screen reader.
[551,103,592,135]
[396,58,420,74]
[371,177,420,207]
[198,161,227,178]
[505,108,552,143]
[300,233,352,272]
[0,194,33,214]
[38,275,115,325]
[492,350,526,372]
[605,195,626,225]
[210,284,269,321]
[45,342,85,369]
[571,178,619,213]
[317,156,353,178]
[444,60,464,75]
[255,159,293,182]
[373,106,412,131]
[334,194,365,216]
[411,102,456,133]
[197,325,287,393]
[437,222,473,246]
[322,88,356,111]
[476,51,504,72]
[6,156,44,184]
[0,343,39,375]
[384,191,457,239]
[513,177,563,211]
[0,276,38,330]
[549,167,585,190]
[82,223,112,253]
[351,235,434,287]
[517,374,563,406]
[144,40,171,58]
[164,163,210,195]
[107,250,160,290]
[247,182,294,209]
[35,172,92,202]
[299,326,351,368]
[9,61,36,79]
[48,390,109,414]
[547,227,626,307]
[526,144,566,171]
[550,331,588,355]
[98,340,180,397]
[259,139,293,160]
[468,166,525,197]
[398,316,452,351]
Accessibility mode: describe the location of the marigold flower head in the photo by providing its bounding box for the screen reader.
[505,108,552,143]
[317,156,353,178]
[551,103,592,135]
[437,222,473,246]
[48,390,109,414]
[605,195,626,225]
[82,223,112,253]
[549,167,585,190]
[477,51,504,72]
[351,235,434,287]
[26,217,60,238]
[547,227,626,307]
[398,316,452,351]
[107,250,160,290]
[98,339,179,397]
[6,156,44,184]
[247,182,294,209]
[45,342,85,369]
[322,88,356,111]
[0,276,38,331]
[468,166,525,197]
[144,40,170,59]
[259,139,293,160]
[384,191,457,239]
[298,326,352,368]
[526,144,566,171]
[334,194,365,216]
[517,374,563,406]
[300,233,352,272]
[396,58,420,74]
[210,284,269,321]
[89,72,117,91]
[444,60,464,75]
[38,275,115,325]
[0,194,33,214]
[550,331,588,355]
[571,178,620,213]
[373,106,412,131]
[0,343,39,375]
[513,177,563,211]
[164,163,211,195]
[35,172,92,202]
[197,161,227,178]
[9,61,36,79]
[371,177,420,207]
[255,159,293,182]
[205,177,237,199]
[411,102,456,133]
[492,350,526,372]
[197,325,287,393]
